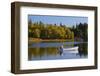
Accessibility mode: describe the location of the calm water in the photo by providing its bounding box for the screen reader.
[28,41,88,61]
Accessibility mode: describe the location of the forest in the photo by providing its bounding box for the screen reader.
[28,20,88,42]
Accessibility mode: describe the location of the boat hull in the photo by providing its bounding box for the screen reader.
[62,46,79,53]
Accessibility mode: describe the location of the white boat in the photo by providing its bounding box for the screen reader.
[59,46,79,53]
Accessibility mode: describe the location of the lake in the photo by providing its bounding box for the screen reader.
[28,41,88,61]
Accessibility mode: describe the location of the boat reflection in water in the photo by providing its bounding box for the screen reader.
[58,46,79,55]
[28,42,88,61]
[58,43,88,58]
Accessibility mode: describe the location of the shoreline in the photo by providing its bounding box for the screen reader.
[28,38,74,45]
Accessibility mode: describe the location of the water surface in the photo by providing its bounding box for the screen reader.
[28,41,88,61]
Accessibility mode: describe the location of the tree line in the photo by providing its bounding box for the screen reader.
[70,23,88,41]
[28,20,88,41]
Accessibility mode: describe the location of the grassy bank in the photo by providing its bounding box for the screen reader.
[28,38,74,45]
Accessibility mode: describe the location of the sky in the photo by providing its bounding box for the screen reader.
[28,15,88,27]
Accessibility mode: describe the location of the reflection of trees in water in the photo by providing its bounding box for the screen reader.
[63,44,74,48]
[76,43,88,57]
[28,43,88,60]
[28,47,58,60]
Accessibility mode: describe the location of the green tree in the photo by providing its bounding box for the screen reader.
[33,29,40,38]
[28,21,77,40]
